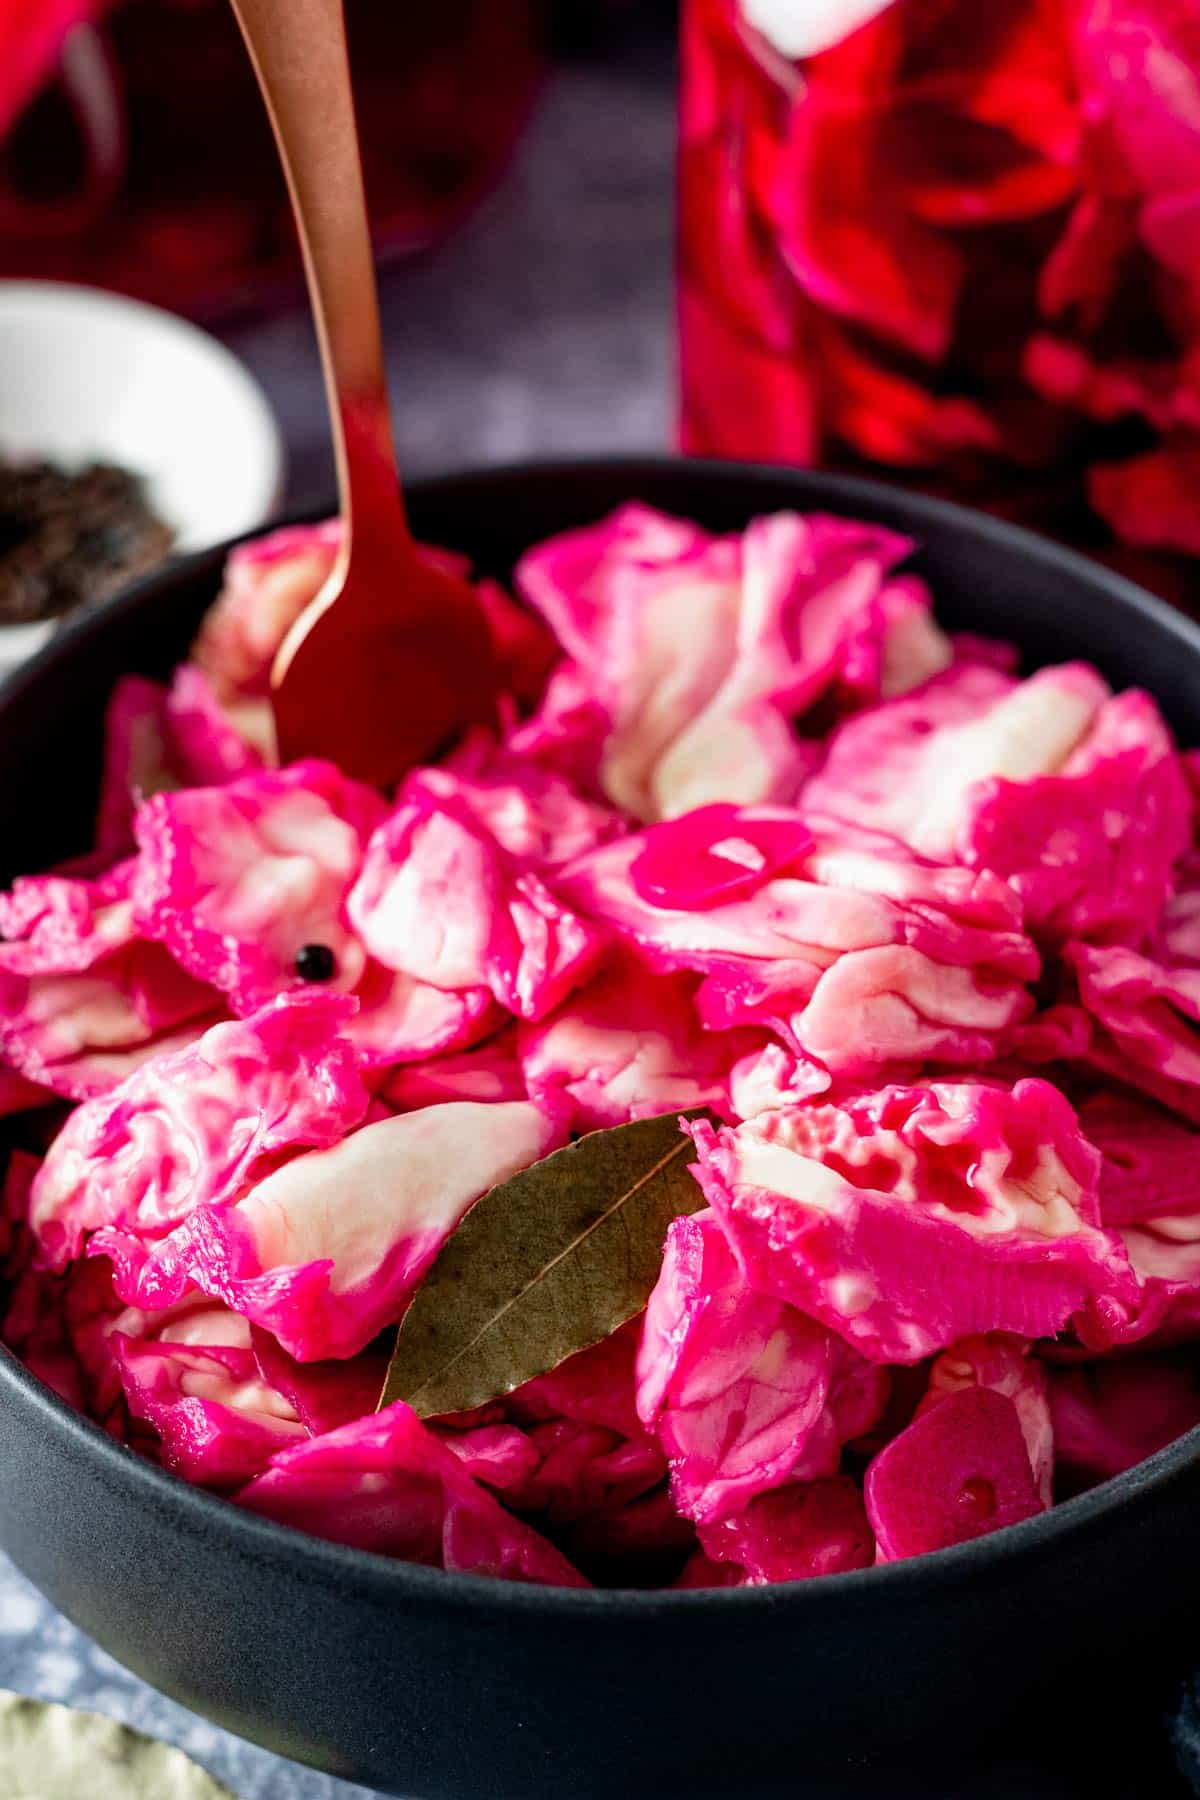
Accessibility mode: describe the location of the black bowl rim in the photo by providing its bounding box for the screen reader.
[2,451,1199,1620]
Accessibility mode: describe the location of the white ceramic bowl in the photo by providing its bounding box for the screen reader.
[0,280,285,666]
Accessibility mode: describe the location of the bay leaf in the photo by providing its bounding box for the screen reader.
[0,1690,235,1798]
[379,1108,711,1417]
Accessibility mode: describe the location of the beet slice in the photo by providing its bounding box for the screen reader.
[865,1387,1044,1562]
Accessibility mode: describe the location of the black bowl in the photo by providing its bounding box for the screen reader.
[2,459,1199,1800]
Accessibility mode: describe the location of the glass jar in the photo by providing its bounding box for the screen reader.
[678,0,1200,605]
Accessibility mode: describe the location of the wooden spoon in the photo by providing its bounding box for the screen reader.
[228,0,497,789]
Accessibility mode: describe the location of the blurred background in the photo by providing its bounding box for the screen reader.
[0,2,678,512]
[1,0,1198,597]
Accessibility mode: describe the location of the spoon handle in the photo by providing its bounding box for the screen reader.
[228,0,404,545]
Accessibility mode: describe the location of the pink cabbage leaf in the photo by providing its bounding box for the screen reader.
[112,1297,307,1486]
[961,689,1189,945]
[0,860,220,1102]
[519,953,761,1131]
[560,808,1037,1076]
[29,994,368,1268]
[636,1209,840,1524]
[516,503,916,821]
[802,662,1109,861]
[236,1399,588,1586]
[687,1081,1135,1362]
[379,1030,527,1113]
[131,760,497,1069]
[1075,1088,1200,1348]
[1069,857,1200,1123]
[103,1099,565,1362]
[347,767,611,1023]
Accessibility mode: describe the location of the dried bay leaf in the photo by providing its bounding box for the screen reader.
[379,1109,711,1417]
[0,1690,235,1798]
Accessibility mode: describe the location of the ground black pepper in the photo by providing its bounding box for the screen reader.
[0,459,174,624]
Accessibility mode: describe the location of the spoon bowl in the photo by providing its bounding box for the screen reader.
[270,480,498,782]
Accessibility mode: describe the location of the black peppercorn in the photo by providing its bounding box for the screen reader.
[294,942,337,983]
